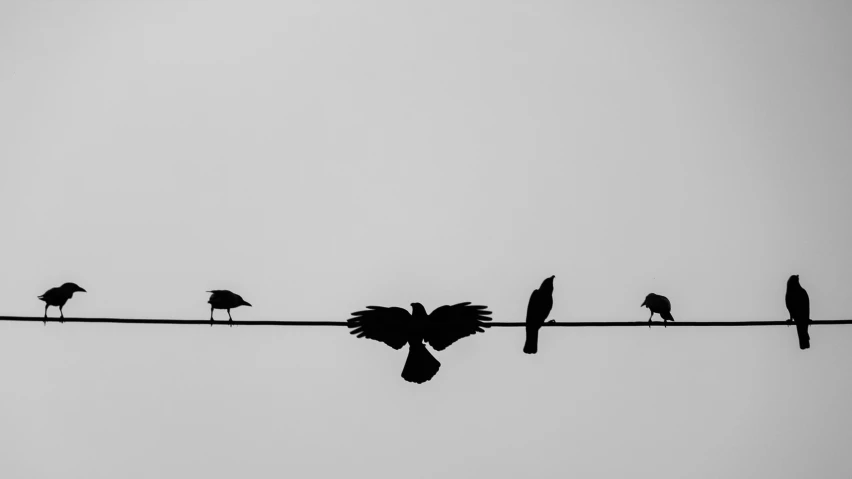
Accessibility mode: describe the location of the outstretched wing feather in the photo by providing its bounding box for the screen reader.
[425,302,492,351]
[346,306,412,350]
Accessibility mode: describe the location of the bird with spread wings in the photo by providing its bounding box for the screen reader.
[347,302,492,384]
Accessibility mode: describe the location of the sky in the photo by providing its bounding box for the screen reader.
[2,1,852,477]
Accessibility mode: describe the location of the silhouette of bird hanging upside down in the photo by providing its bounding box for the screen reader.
[38,282,86,324]
[524,275,555,354]
[347,302,492,384]
[785,275,810,350]
[207,290,252,326]
[641,293,675,327]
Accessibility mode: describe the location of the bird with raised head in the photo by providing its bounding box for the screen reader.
[641,293,674,327]
[524,275,555,354]
[207,290,252,325]
[785,275,810,350]
[38,282,87,323]
[347,301,492,384]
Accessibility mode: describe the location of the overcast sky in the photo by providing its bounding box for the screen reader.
[2,1,852,478]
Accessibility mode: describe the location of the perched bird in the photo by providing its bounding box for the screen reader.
[524,275,555,354]
[38,282,86,323]
[785,275,810,350]
[641,293,675,327]
[207,290,252,325]
[347,302,492,384]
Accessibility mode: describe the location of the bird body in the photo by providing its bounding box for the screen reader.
[785,275,810,350]
[641,293,674,326]
[38,282,86,322]
[524,275,555,354]
[347,301,491,383]
[207,290,252,323]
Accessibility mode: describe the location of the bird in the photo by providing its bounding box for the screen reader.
[785,275,810,350]
[38,282,86,323]
[641,293,674,327]
[207,290,252,325]
[524,275,555,354]
[347,302,492,384]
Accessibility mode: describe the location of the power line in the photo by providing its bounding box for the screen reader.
[0,316,850,327]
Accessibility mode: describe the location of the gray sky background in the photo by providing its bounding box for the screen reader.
[2,1,852,477]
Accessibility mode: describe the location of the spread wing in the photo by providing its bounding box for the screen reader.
[346,306,412,350]
[425,302,492,351]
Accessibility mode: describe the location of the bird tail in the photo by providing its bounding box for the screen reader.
[401,342,441,384]
[523,326,539,354]
[661,312,675,322]
[796,323,810,350]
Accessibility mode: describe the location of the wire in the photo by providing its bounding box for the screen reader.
[0,316,849,327]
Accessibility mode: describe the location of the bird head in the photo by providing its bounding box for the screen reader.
[788,274,800,286]
[541,275,555,291]
[641,293,653,307]
[410,302,428,316]
[61,283,87,294]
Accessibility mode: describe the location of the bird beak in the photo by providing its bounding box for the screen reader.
[244,302,252,307]
[640,301,646,307]
[78,287,87,293]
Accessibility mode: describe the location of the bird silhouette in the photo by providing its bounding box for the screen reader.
[524,275,555,354]
[207,290,252,326]
[38,282,86,324]
[641,293,674,327]
[785,275,810,350]
[347,302,492,384]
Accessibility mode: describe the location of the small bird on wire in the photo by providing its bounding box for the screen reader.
[785,274,810,350]
[641,293,674,327]
[38,282,87,324]
[347,302,492,384]
[524,275,555,354]
[207,290,252,326]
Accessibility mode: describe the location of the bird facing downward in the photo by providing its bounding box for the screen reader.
[207,290,252,325]
[785,275,810,350]
[524,275,555,354]
[641,293,675,327]
[38,282,87,324]
[347,301,492,384]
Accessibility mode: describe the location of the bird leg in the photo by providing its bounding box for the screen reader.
[43,305,48,325]
[59,306,64,323]
[648,312,654,328]
[210,306,214,326]
[228,309,233,327]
